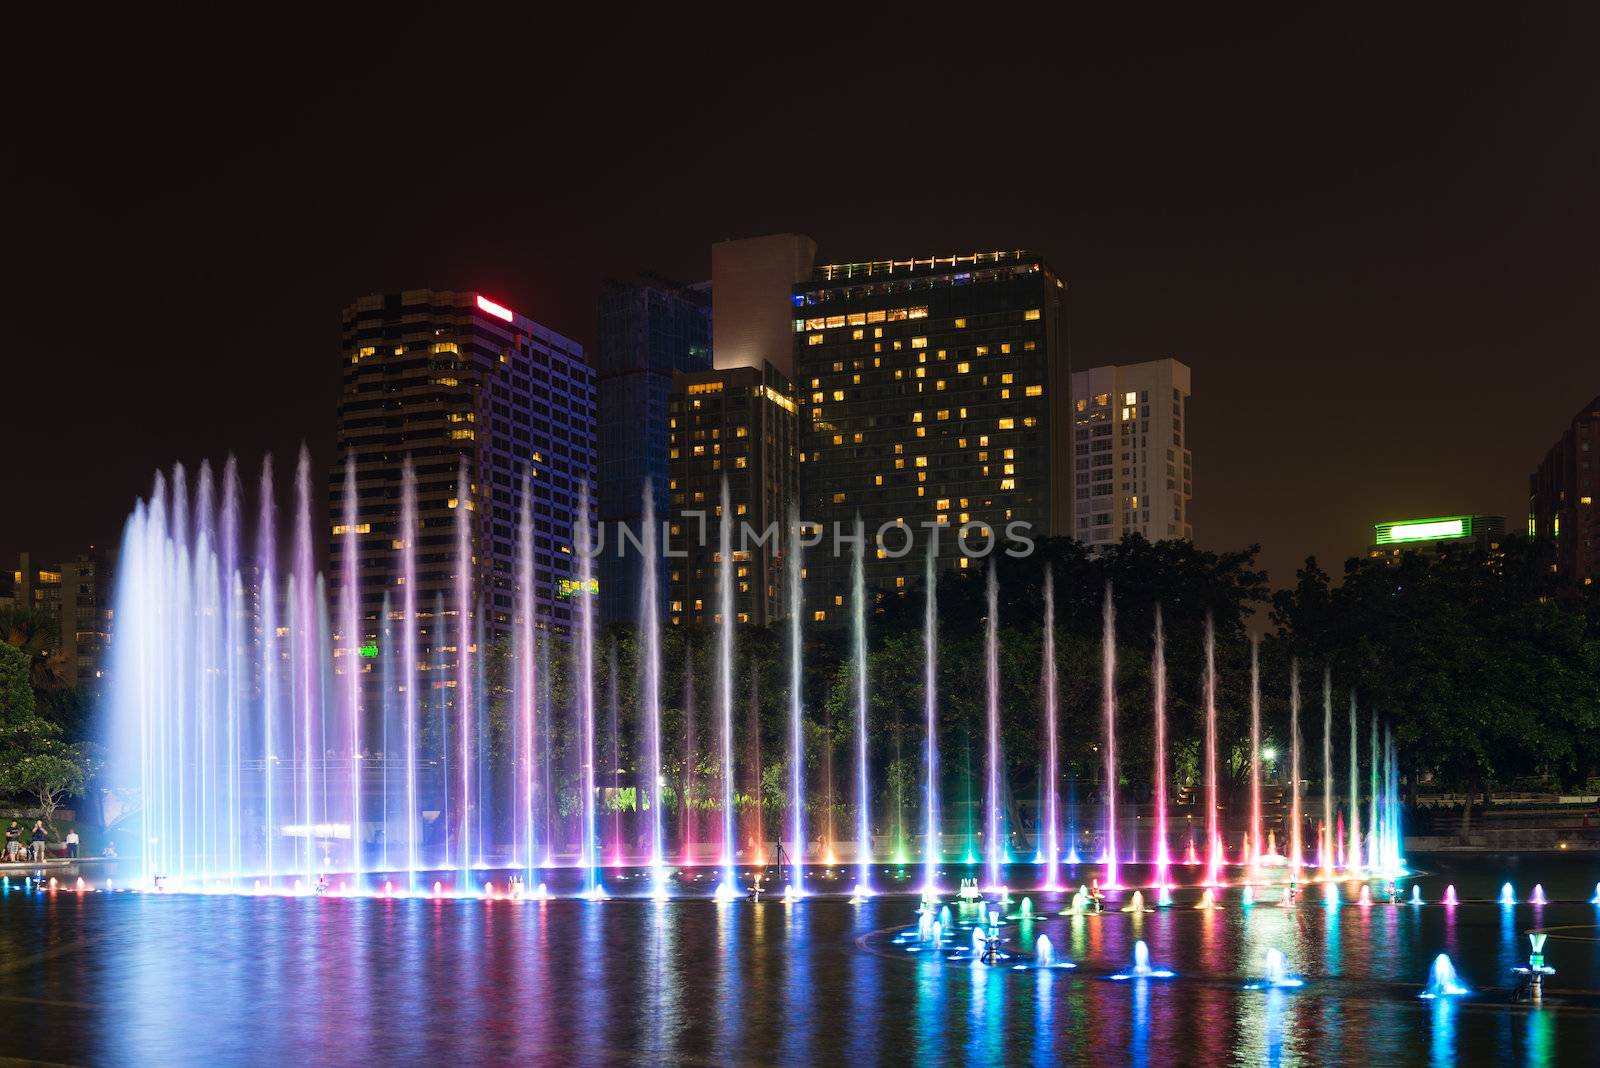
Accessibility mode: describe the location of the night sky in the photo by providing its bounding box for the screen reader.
[6,6,1598,591]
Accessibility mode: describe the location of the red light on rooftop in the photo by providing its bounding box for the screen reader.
[475,295,514,322]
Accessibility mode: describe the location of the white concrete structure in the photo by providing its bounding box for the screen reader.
[1071,358,1192,545]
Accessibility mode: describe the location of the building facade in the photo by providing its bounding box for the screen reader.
[792,251,1070,614]
[330,289,595,683]
[596,276,712,625]
[6,549,113,689]
[664,234,813,627]
[1529,394,1600,588]
[1070,359,1193,546]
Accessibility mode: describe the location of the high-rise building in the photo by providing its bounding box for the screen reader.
[667,364,799,625]
[710,234,817,379]
[330,290,595,677]
[793,250,1070,614]
[1529,394,1600,588]
[596,275,712,625]
[1070,359,1193,546]
[11,551,62,618]
[5,548,113,689]
[665,235,813,627]
[58,549,113,690]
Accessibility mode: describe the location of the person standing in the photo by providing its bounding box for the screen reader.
[4,821,19,862]
[30,821,47,863]
[65,829,79,859]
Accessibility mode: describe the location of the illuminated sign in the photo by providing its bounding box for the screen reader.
[359,643,379,659]
[1373,516,1472,545]
[475,294,514,322]
[558,577,599,598]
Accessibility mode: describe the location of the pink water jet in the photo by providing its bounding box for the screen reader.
[1100,583,1119,888]
[1203,614,1222,887]
[1289,661,1304,876]
[1151,607,1170,889]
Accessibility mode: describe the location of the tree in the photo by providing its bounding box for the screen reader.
[0,642,34,723]
[0,608,66,692]
[0,715,97,829]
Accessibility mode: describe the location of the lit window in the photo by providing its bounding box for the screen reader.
[813,610,827,622]
[331,523,372,536]
[833,492,847,504]
[998,418,1015,430]
[809,334,825,346]
[954,317,967,329]
[1025,385,1043,397]
[1025,308,1041,321]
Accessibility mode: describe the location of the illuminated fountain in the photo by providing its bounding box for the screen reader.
[1347,693,1361,873]
[1203,614,1221,886]
[716,481,739,900]
[784,507,806,898]
[983,565,1005,891]
[920,546,940,900]
[1244,948,1304,990]
[851,517,872,898]
[1040,567,1061,891]
[1321,668,1333,879]
[1248,637,1261,874]
[1419,954,1469,998]
[110,462,1409,901]
[1110,940,1174,980]
[1289,661,1304,876]
[639,484,667,899]
[576,483,601,899]
[1151,607,1170,889]
[1100,583,1119,888]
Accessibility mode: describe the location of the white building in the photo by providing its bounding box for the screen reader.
[1071,358,1192,545]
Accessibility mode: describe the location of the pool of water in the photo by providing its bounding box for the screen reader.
[2,855,1597,1066]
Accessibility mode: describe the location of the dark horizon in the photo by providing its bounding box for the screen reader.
[6,6,1598,590]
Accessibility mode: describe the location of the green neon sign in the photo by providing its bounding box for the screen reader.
[558,577,599,599]
[359,642,380,659]
[1374,516,1472,545]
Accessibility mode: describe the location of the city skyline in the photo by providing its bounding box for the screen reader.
[6,8,1599,591]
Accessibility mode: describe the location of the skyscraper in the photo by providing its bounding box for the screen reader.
[667,363,799,625]
[596,275,711,625]
[330,289,595,674]
[1529,394,1600,588]
[793,250,1070,613]
[1070,358,1193,546]
[665,234,813,627]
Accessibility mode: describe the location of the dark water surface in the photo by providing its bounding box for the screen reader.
[2,855,1598,1066]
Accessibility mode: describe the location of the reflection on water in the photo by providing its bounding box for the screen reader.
[1,857,1598,1066]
